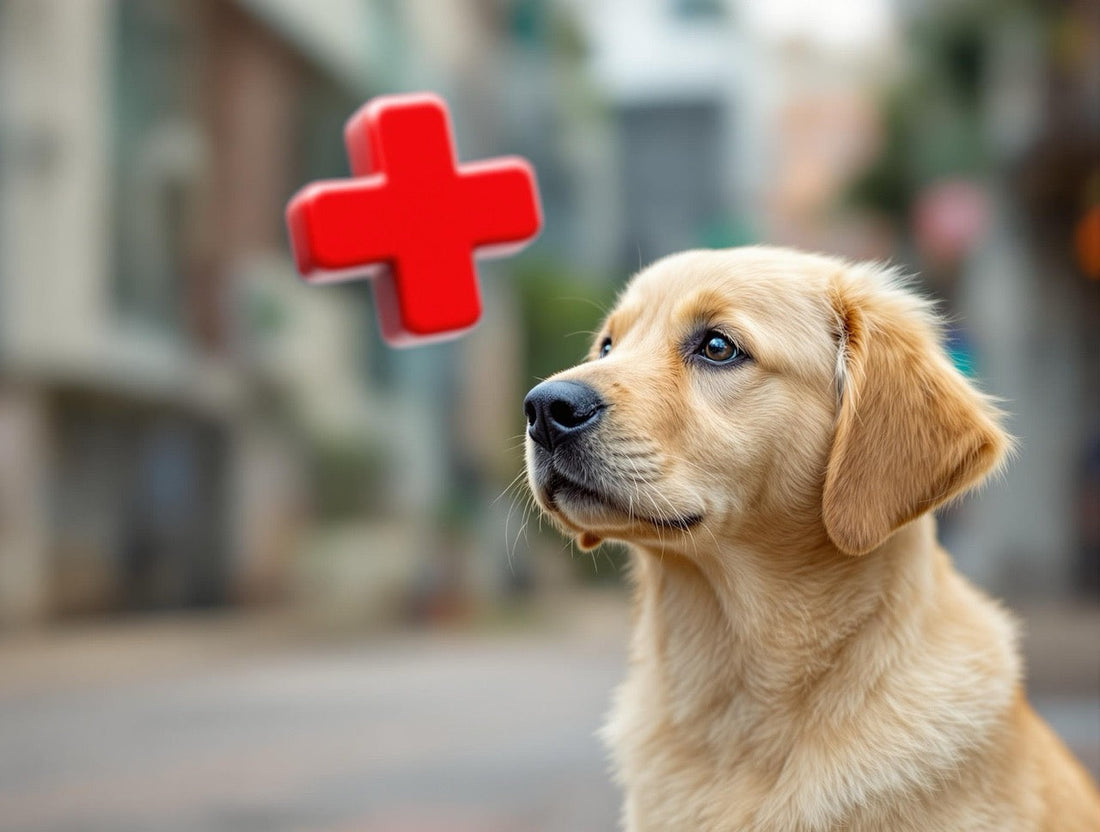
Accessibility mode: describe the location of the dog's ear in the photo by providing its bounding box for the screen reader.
[823,274,1010,555]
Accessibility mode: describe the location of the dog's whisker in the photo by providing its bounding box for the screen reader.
[563,328,601,341]
[555,294,611,317]
[493,469,528,506]
[503,480,531,574]
[511,491,536,566]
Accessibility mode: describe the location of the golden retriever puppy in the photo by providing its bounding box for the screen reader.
[523,247,1100,831]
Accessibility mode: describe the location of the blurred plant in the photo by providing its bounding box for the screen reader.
[845,0,1007,223]
[572,542,632,585]
[509,0,587,61]
[309,434,390,522]
[513,257,618,385]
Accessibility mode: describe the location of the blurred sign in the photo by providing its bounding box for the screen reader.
[913,179,989,267]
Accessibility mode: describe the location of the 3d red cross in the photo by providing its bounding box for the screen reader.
[286,93,542,346]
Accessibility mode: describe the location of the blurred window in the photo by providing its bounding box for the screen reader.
[619,100,725,267]
[110,0,200,337]
[669,0,727,22]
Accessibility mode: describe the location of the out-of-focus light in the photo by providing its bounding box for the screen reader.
[912,179,989,268]
[1075,206,1100,280]
[738,0,893,50]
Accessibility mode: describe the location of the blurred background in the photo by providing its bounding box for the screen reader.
[0,0,1097,829]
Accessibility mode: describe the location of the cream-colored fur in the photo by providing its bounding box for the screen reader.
[524,247,1100,831]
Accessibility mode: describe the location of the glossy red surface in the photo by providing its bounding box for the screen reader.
[286,93,542,345]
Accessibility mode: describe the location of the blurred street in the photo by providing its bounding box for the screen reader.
[0,594,1096,832]
[0,595,627,832]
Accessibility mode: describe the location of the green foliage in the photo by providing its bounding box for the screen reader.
[571,541,632,585]
[309,434,389,522]
[513,257,620,386]
[847,93,920,220]
[845,0,1010,220]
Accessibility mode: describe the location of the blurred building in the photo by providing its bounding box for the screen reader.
[0,0,1092,629]
[954,0,1100,596]
[0,0,613,628]
[575,0,745,270]
[575,0,898,270]
[845,0,1100,598]
[0,0,414,625]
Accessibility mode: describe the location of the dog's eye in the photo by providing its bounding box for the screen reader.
[699,331,744,364]
[599,337,612,358]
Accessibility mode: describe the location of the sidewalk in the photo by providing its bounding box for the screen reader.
[1016,603,1100,695]
[0,596,626,832]
[1016,603,1100,775]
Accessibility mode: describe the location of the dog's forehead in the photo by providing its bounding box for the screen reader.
[609,248,839,378]
[619,250,830,328]
[626,249,831,302]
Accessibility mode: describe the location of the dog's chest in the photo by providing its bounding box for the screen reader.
[603,658,1027,832]
[604,670,786,831]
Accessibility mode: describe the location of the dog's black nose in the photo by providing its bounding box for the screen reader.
[524,380,605,450]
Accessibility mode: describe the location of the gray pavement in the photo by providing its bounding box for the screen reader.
[0,598,1095,832]
[0,611,624,832]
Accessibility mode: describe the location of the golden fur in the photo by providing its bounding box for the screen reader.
[524,247,1100,831]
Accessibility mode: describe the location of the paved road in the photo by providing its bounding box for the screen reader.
[0,616,625,832]
[0,601,1095,832]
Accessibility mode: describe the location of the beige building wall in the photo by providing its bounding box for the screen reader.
[0,0,113,373]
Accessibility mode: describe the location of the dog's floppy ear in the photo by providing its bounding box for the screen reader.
[823,272,1010,555]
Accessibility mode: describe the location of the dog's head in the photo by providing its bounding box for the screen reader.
[524,247,1009,556]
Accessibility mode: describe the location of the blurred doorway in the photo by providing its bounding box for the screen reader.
[51,394,230,615]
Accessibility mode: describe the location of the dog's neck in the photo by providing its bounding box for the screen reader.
[616,514,1022,828]
[629,515,948,726]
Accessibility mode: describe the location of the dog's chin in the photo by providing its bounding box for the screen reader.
[534,467,704,541]
[548,485,631,531]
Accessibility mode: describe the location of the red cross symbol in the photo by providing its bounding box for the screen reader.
[286,93,542,346]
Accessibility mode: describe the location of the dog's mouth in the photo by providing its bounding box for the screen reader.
[540,464,703,532]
